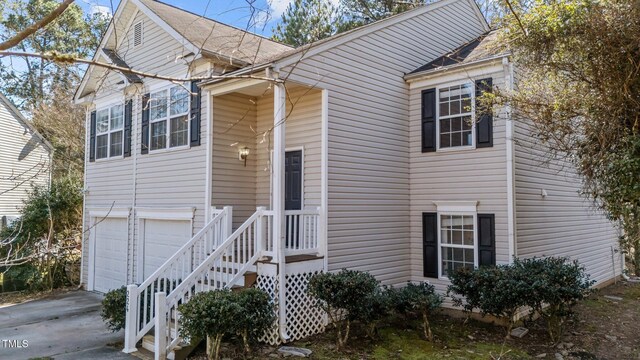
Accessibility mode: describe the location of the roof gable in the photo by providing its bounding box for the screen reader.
[0,94,53,152]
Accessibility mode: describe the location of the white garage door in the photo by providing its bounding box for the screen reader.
[93,217,128,293]
[143,220,191,278]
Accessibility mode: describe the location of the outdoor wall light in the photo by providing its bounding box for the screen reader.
[239,147,250,167]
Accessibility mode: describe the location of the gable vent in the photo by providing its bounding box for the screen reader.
[133,21,143,47]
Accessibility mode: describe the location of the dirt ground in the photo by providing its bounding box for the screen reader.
[188,280,640,359]
[0,286,76,308]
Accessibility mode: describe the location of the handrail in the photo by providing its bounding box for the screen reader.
[157,208,265,355]
[123,207,232,352]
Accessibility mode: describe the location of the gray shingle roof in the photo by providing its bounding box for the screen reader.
[408,30,507,75]
[140,0,293,65]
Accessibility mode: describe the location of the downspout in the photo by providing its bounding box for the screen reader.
[130,94,138,284]
[204,88,212,221]
[504,57,517,261]
[79,108,89,289]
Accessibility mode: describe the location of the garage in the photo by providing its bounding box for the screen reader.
[92,217,128,293]
[142,219,192,278]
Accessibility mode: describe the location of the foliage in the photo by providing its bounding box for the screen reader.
[494,0,640,274]
[391,282,443,341]
[336,0,427,32]
[308,269,379,347]
[1,176,83,290]
[354,285,394,339]
[101,286,127,332]
[233,288,276,354]
[178,290,241,360]
[513,257,593,341]
[272,0,336,47]
[0,0,108,112]
[448,265,529,337]
[448,257,593,340]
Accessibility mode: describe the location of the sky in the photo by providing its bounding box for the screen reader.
[76,0,341,37]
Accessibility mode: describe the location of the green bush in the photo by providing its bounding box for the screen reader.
[448,257,594,340]
[355,286,394,339]
[392,282,443,341]
[308,269,380,347]
[178,290,240,360]
[101,286,127,332]
[448,265,532,337]
[514,257,593,341]
[234,288,276,354]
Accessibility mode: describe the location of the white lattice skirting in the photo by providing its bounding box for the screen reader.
[256,263,327,345]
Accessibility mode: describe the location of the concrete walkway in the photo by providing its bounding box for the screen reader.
[0,290,134,360]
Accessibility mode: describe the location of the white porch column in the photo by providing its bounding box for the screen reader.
[273,82,289,342]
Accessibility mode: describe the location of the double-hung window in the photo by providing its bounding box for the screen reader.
[438,84,474,149]
[95,104,124,159]
[439,214,476,277]
[149,85,190,151]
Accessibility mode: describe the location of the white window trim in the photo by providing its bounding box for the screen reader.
[147,85,191,154]
[95,101,125,161]
[435,80,476,152]
[435,201,479,280]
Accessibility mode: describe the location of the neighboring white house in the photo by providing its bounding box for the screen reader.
[0,94,52,227]
[75,0,622,358]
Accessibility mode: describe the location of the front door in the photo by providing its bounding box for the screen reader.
[285,150,302,248]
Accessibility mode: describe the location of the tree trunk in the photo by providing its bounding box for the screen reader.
[422,311,433,341]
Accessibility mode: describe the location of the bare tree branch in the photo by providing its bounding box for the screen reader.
[0,51,283,84]
[0,0,76,51]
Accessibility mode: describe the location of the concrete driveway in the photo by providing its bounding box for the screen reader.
[0,290,134,360]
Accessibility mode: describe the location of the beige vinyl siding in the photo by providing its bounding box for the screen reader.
[408,68,509,292]
[0,98,50,218]
[278,0,487,285]
[211,93,258,227]
[513,119,621,285]
[255,88,323,210]
[82,8,211,286]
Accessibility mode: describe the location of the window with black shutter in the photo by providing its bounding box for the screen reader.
[475,78,494,148]
[190,80,202,147]
[477,214,496,267]
[421,89,436,152]
[89,111,96,162]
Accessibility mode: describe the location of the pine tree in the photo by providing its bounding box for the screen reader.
[272,0,336,47]
[337,0,427,32]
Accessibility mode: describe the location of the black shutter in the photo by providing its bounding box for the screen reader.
[89,111,96,162]
[124,99,133,157]
[421,88,436,152]
[190,81,202,147]
[478,214,496,267]
[475,78,493,148]
[423,212,438,278]
[141,93,150,154]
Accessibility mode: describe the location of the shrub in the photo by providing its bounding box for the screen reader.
[448,257,594,341]
[101,286,127,332]
[514,257,594,341]
[178,290,241,360]
[308,269,379,347]
[448,265,530,337]
[354,286,394,339]
[234,288,276,353]
[392,282,443,341]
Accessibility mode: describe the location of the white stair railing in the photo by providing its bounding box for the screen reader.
[123,207,232,353]
[154,208,267,358]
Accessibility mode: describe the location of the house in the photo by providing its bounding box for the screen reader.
[0,94,52,228]
[74,0,622,358]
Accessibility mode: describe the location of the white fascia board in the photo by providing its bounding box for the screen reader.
[88,207,132,218]
[130,0,201,56]
[407,59,506,89]
[136,207,195,220]
[433,201,479,213]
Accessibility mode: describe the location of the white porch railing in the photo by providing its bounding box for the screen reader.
[154,208,266,358]
[123,207,232,353]
[285,208,321,255]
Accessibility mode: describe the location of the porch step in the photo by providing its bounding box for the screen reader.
[258,254,324,264]
[141,333,198,360]
[199,271,257,291]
